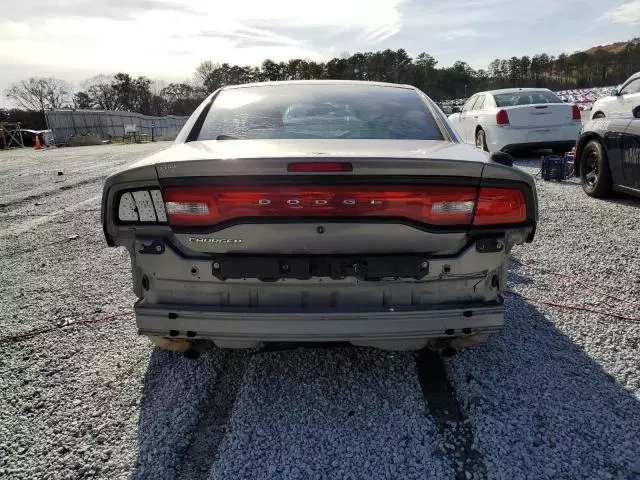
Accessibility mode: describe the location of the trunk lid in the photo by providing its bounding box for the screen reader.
[504,103,576,128]
[140,139,489,179]
[146,139,528,256]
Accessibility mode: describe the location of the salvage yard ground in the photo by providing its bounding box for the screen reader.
[0,143,639,479]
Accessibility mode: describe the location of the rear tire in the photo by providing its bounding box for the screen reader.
[580,140,612,198]
[592,112,605,119]
[475,128,488,152]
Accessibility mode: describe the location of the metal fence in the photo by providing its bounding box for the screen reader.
[44,110,189,145]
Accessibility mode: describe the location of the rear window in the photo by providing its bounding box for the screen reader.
[197,84,444,141]
[493,90,562,107]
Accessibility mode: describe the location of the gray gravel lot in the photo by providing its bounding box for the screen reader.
[0,144,639,480]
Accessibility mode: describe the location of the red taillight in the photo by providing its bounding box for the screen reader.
[496,110,509,125]
[473,188,526,225]
[163,185,528,227]
[163,186,478,226]
[572,105,581,121]
[287,162,353,172]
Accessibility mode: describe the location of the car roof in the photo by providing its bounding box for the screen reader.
[220,80,417,91]
[626,72,640,82]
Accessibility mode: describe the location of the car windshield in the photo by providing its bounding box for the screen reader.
[493,90,562,107]
[197,84,444,141]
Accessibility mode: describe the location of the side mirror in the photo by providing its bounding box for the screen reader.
[451,106,461,114]
[633,105,640,119]
[611,88,620,96]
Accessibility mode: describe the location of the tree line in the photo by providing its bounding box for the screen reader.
[5,37,640,129]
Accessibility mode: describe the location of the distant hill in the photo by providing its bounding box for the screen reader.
[585,37,640,55]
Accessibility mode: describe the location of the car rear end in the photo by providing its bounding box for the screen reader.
[485,89,582,153]
[102,82,538,351]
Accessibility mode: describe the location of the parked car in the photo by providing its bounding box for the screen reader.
[102,80,538,354]
[20,129,53,147]
[575,104,640,198]
[448,88,582,154]
[591,72,640,119]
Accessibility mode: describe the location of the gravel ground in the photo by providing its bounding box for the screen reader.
[211,349,453,480]
[1,144,639,479]
[446,159,640,480]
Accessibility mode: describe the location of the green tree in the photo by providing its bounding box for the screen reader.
[73,92,92,109]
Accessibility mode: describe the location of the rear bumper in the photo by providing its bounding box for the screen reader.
[484,124,580,153]
[135,301,504,348]
[500,140,576,153]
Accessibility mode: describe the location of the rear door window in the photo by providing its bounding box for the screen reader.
[472,95,485,110]
[621,79,640,95]
[461,96,477,113]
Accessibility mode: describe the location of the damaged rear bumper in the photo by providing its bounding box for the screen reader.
[135,301,504,349]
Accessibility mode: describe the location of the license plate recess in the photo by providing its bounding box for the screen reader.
[211,255,429,281]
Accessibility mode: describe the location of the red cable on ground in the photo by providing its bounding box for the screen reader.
[510,257,640,309]
[506,290,640,323]
[0,310,134,344]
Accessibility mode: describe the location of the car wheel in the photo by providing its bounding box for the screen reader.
[592,112,605,119]
[475,128,488,152]
[580,140,612,198]
[147,335,191,352]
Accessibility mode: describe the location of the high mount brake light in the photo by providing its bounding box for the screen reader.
[287,162,353,172]
[161,185,528,227]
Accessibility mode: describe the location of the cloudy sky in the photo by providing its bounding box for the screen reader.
[1,0,639,96]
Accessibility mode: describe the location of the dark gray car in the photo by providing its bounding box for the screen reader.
[101,80,538,353]
[575,104,640,197]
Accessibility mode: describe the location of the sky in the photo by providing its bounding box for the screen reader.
[1,0,639,99]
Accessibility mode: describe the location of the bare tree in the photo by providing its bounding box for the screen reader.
[6,77,70,112]
[194,60,221,92]
[82,74,119,110]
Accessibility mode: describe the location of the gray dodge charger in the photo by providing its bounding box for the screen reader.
[101,80,538,353]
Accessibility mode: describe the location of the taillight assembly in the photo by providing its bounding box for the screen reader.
[496,110,509,126]
[572,105,581,121]
[161,185,528,227]
[474,188,526,225]
[117,189,167,223]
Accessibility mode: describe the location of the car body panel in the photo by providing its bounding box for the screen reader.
[129,139,493,174]
[499,104,575,128]
[622,117,640,190]
[483,125,579,153]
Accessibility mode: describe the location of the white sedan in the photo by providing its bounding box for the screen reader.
[448,88,582,154]
[590,72,640,119]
